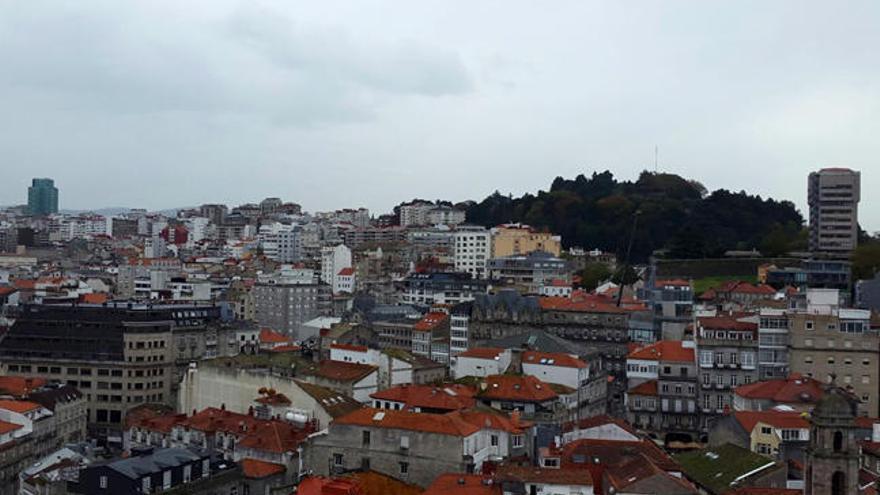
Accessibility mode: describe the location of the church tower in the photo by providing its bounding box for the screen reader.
[804,380,860,495]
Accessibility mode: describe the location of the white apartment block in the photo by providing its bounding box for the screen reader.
[321,244,352,284]
[454,227,491,279]
[258,222,302,263]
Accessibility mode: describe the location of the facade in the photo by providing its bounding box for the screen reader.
[27,178,59,216]
[411,311,450,364]
[487,251,570,292]
[643,278,694,341]
[0,304,175,441]
[258,222,302,263]
[626,340,699,441]
[253,283,331,340]
[808,168,861,258]
[696,315,759,429]
[306,407,529,487]
[449,302,472,356]
[400,272,489,306]
[758,309,790,380]
[490,224,561,257]
[453,226,492,280]
[788,306,876,416]
[321,244,352,285]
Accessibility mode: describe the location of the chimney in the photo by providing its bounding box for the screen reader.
[220,403,226,411]
[247,406,254,417]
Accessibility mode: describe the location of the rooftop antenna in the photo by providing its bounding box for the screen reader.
[654,145,659,173]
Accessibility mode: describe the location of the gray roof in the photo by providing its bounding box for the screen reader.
[107,448,204,479]
[480,329,593,356]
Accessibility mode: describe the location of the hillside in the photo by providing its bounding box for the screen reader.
[466,171,805,262]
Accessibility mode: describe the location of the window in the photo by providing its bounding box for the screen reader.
[806,321,814,330]
[512,435,524,448]
[99,476,107,489]
[491,435,499,447]
[805,339,814,347]
[333,454,344,467]
[761,426,772,434]
[362,430,371,447]
[142,477,151,493]
[400,435,409,450]
[863,376,871,385]
[543,458,559,468]
[805,356,813,364]
[163,470,171,490]
[834,431,843,452]
[700,351,713,367]
[828,339,836,348]
[399,462,409,475]
[703,374,710,385]
[828,357,836,364]
[202,459,210,478]
[183,465,191,483]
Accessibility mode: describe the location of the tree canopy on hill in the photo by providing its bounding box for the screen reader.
[466,171,805,262]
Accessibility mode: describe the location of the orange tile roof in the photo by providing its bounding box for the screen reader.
[497,465,594,486]
[239,459,286,479]
[0,376,47,397]
[454,409,531,434]
[237,421,311,453]
[79,293,109,304]
[330,343,369,353]
[478,375,558,403]
[337,267,355,277]
[129,412,187,434]
[0,419,22,435]
[522,350,587,369]
[605,453,696,493]
[423,474,501,495]
[0,287,17,297]
[333,408,480,437]
[733,375,825,404]
[538,295,628,314]
[0,400,42,414]
[697,315,758,332]
[268,344,302,353]
[628,380,659,397]
[734,410,810,432]
[302,361,377,382]
[259,328,291,344]
[370,384,476,412]
[345,470,422,495]
[551,438,679,473]
[626,340,695,362]
[414,312,449,331]
[856,417,880,429]
[458,347,506,360]
[297,476,364,495]
[13,280,35,290]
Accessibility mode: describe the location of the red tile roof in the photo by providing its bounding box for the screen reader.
[522,350,587,369]
[604,453,696,493]
[538,295,628,313]
[337,267,355,277]
[0,287,17,297]
[346,471,422,495]
[496,465,594,486]
[734,410,810,432]
[0,376,47,397]
[627,340,695,362]
[129,412,187,434]
[268,344,302,353]
[697,315,758,332]
[255,392,292,406]
[302,361,377,383]
[628,380,659,397]
[855,417,880,429]
[414,312,449,331]
[423,474,501,495]
[457,348,506,360]
[0,419,22,435]
[552,437,679,473]
[733,375,825,404]
[370,384,476,412]
[237,421,312,453]
[455,409,531,434]
[478,375,558,403]
[0,400,42,414]
[331,343,369,353]
[239,459,286,479]
[333,408,480,437]
[79,293,109,304]
[259,328,291,344]
[297,476,364,495]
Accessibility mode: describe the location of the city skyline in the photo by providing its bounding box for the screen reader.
[0,1,878,229]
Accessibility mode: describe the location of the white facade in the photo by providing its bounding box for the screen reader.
[522,360,588,391]
[454,228,491,280]
[450,313,470,356]
[452,349,512,379]
[334,270,355,294]
[259,223,302,263]
[321,244,352,284]
[330,345,416,388]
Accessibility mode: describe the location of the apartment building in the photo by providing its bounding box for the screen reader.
[758,309,790,380]
[0,304,175,441]
[695,315,759,429]
[453,226,491,280]
[788,290,876,416]
[253,283,332,340]
[490,223,561,257]
[808,167,861,258]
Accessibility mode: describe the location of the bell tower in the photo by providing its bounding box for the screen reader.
[804,378,860,495]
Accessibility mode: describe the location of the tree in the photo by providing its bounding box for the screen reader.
[852,241,880,281]
[577,262,612,290]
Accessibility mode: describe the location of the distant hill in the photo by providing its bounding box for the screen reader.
[466,171,805,262]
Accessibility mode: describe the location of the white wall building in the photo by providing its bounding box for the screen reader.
[452,348,512,379]
[453,227,491,280]
[321,244,352,285]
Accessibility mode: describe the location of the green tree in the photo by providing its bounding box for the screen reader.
[577,262,612,290]
[852,241,880,280]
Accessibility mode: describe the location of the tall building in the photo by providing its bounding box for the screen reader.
[453,226,491,280]
[809,168,860,258]
[27,178,59,215]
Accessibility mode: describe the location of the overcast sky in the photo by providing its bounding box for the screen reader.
[1,1,877,230]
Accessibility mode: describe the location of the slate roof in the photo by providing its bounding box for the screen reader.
[106,448,205,479]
